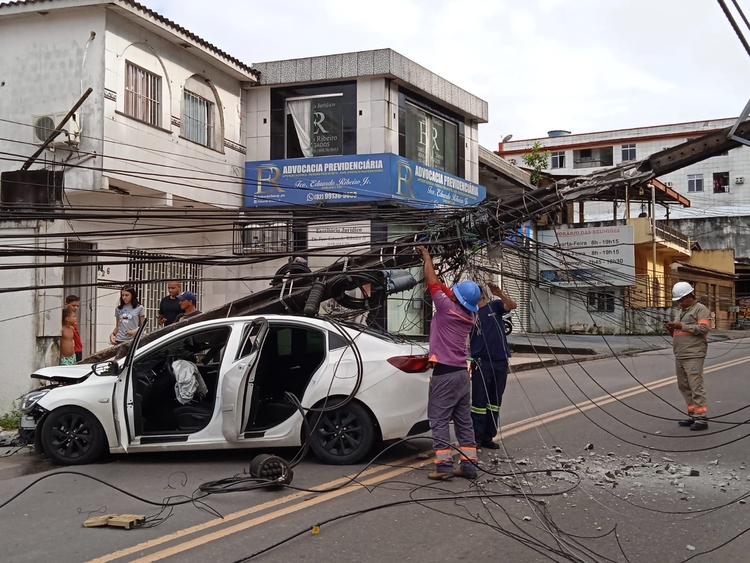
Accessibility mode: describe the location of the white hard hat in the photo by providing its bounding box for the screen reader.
[672,281,694,301]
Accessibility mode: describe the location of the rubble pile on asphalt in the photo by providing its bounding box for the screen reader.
[478,444,750,506]
[0,430,17,448]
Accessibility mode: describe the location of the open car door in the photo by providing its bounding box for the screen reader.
[221,317,268,443]
[113,320,149,452]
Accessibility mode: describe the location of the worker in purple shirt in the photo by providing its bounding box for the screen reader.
[418,245,481,480]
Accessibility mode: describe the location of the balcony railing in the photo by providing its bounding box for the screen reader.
[653,221,690,251]
[573,158,612,169]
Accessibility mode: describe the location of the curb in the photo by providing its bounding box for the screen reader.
[510,344,598,356]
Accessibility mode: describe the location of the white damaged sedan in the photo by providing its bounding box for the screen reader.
[19,315,432,465]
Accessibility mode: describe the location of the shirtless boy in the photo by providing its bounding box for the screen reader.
[61,309,77,365]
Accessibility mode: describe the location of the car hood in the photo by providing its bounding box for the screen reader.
[32,364,94,383]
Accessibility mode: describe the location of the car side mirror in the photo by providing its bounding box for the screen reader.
[92,361,121,376]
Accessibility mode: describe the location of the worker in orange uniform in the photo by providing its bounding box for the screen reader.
[665,282,711,431]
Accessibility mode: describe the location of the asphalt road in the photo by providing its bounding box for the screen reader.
[2,337,750,562]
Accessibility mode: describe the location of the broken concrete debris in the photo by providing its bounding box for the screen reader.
[478,447,750,508]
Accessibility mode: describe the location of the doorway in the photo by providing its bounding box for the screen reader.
[64,240,97,357]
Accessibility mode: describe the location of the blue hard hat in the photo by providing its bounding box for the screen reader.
[452,281,480,312]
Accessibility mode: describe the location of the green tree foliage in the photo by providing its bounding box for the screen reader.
[521,141,550,187]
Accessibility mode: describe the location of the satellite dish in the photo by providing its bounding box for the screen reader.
[502,134,513,142]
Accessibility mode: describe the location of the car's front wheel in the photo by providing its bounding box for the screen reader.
[41,406,106,465]
[308,401,376,465]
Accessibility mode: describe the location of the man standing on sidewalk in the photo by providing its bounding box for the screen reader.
[665,282,711,431]
[470,282,517,450]
[418,245,481,480]
[157,282,182,327]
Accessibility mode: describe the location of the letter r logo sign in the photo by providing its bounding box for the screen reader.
[396,161,414,199]
[313,112,328,134]
[256,165,283,194]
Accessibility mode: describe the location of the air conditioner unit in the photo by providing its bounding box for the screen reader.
[31,112,81,148]
[665,181,673,187]
[736,176,745,184]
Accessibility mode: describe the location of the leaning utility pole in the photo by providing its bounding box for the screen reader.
[85,119,750,362]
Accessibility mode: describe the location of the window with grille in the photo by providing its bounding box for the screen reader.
[183,90,214,147]
[551,151,565,169]
[713,172,730,194]
[588,291,615,313]
[125,62,161,126]
[127,250,202,328]
[233,222,291,254]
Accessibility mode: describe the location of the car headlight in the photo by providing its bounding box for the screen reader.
[19,389,50,413]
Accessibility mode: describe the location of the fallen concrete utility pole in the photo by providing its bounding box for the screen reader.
[84,120,750,363]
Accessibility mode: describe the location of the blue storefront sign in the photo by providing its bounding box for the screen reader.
[244,153,486,209]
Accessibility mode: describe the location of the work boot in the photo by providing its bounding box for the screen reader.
[480,440,500,450]
[454,468,478,480]
[455,460,479,480]
[690,420,709,431]
[677,419,694,427]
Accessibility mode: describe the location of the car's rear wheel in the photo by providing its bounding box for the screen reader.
[41,406,106,465]
[308,401,375,465]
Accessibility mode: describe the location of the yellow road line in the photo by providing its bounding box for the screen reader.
[84,455,418,563]
[90,355,750,563]
[499,355,750,439]
[127,462,422,563]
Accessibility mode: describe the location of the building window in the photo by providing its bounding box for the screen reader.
[588,291,615,313]
[182,90,214,148]
[124,62,161,126]
[622,144,636,161]
[551,151,565,169]
[127,250,202,324]
[286,94,344,158]
[270,82,356,160]
[687,174,704,193]
[404,102,458,174]
[713,172,730,194]
[234,222,291,254]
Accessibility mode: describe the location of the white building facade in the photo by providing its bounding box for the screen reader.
[0,0,259,411]
[498,118,750,221]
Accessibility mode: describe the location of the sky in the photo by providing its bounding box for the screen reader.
[152,0,750,149]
